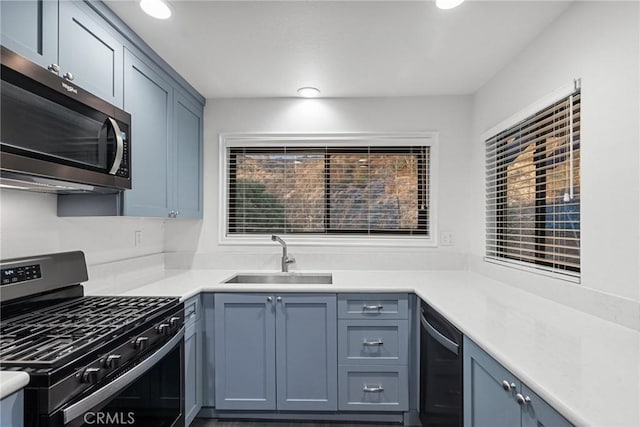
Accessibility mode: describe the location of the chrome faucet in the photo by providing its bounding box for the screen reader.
[271,235,295,272]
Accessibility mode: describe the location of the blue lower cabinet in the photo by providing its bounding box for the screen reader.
[520,384,573,427]
[184,296,203,426]
[338,365,408,412]
[463,337,573,427]
[0,390,24,427]
[214,294,276,410]
[275,295,337,411]
[214,293,337,411]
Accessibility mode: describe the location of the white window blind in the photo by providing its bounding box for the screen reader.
[226,145,430,237]
[485,91,581,276]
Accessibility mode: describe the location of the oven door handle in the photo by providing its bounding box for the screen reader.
[420,313,459,355]
[62,327,185,424]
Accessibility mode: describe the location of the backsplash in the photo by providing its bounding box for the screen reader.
[0,189,165,265]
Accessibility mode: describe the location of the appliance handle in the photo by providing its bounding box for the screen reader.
[62,327,185,424]
[420,312,458,355]
[107,117,124,175]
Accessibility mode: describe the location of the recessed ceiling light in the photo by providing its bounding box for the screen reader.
[297,87,320,98]
[436,0,464,10]
[140,0,172,19]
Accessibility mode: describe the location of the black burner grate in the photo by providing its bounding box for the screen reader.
[0,296,178,368]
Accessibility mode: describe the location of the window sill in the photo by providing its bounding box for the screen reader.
[484,256,581,284]
[220,235,438,248]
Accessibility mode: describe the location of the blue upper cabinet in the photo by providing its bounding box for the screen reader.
[173,89,203,219]
[123,49,204,219]
[123,49,173,217]
[58,1,124,107]
[0,0,58,69]
[1,1,124,107]
[2,0,204,218]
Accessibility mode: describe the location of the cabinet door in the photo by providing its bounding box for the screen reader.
[123,49,173,217]
[0,390,23,427]
[214,294,276,410]
[201,294,215,407]
[172,90,203,219]
[0,0,58,68]
[185,320,203,426]
[275,294,337,411]
[521,384,573,427]
[58,1,123,106]
[463,337,521,427]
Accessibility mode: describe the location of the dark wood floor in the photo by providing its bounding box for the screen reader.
[192,420,401,427]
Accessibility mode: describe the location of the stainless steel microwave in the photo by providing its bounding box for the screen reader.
[0,46,131,193]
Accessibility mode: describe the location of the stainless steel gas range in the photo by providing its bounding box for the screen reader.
[0,251,185,427]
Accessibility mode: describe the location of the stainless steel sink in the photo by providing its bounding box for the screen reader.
[223,272,333,285]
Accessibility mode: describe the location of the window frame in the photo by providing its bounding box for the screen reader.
[218,132,439,247]
[482,80,581,282]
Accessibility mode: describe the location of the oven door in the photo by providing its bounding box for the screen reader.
[57,328,185,427]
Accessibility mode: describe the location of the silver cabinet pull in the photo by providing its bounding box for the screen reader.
[63,71,74,81]
[501,380,515,391]
[362,339,384,346]
[48,63,60,74]
[362,304,383,311]
[276,296,282,302]
[267,296,273,302]
[362,384,384,392]
[516,393,531,406]
[175,211,180,217]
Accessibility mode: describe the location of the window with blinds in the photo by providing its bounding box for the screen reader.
[485,90,581,276]
[226,145,430,237]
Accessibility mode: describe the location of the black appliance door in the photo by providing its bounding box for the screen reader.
[0,78,127,175]
[57,330,185,427]
[419,302,463,427]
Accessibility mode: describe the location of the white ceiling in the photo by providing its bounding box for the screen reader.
[104,0,572,99]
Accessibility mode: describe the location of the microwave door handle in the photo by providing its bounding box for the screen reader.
[420,312,459,355]
[107,117,124,175]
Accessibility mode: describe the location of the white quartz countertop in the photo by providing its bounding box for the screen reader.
[0,371,29,400]
[85,269,640,427]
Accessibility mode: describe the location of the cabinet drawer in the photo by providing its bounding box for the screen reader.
[338,294,408,319]
[184,295,201,327]
[338,320,408,365]
[338,365,408,411]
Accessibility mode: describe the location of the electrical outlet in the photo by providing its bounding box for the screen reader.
[134,230,142,247]
[441,232,453,246]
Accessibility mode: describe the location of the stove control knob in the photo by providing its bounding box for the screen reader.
[169,316,181,328]
[157,323,170,335]
[134,336,149,349]
[82,367,100,384]
[103,354,122,369]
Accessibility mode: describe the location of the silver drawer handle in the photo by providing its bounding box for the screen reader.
[362,304,383,311]
[362,339,384,346]
[362,384,384,393]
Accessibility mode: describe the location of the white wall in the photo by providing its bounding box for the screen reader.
[0,189,165,267]
[469,1,640,328]
[165,96,473,271]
